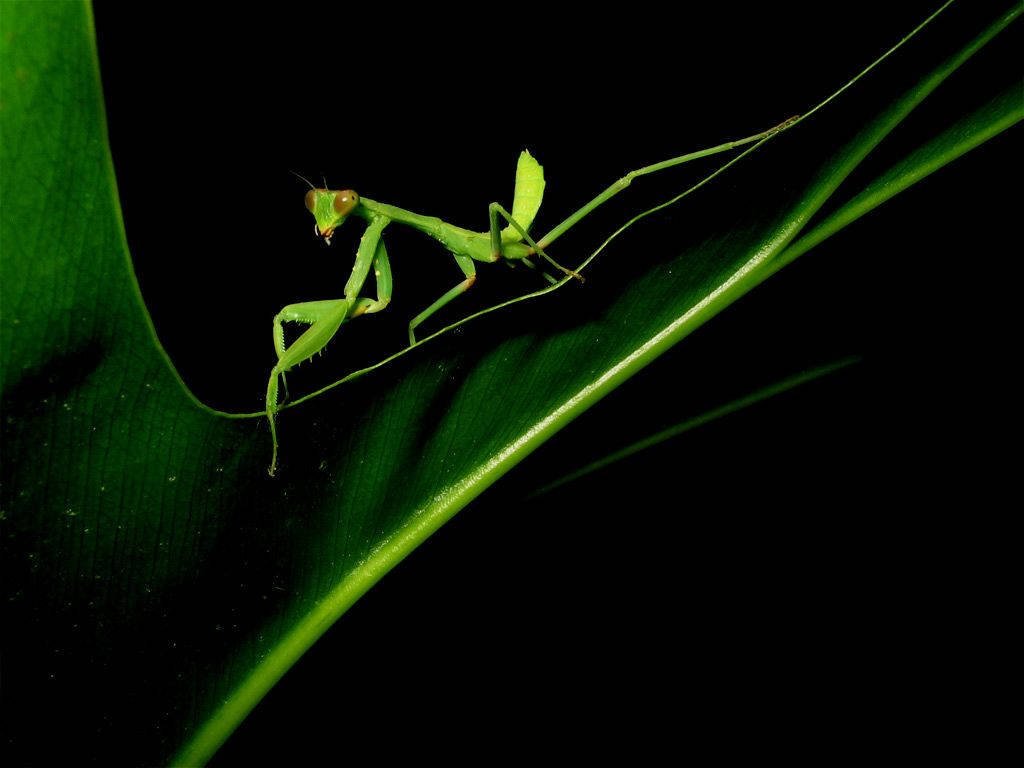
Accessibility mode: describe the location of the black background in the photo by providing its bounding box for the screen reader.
[92,1,967,412]
[86,2,1017,762]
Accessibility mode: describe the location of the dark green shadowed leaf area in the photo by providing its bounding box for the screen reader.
[1,2,1020,764]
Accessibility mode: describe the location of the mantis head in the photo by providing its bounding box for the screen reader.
[304,188,360,245]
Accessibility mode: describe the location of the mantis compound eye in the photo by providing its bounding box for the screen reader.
[304,189,317,213]
[333,190,359,216]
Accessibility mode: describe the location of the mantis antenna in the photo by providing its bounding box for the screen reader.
[289,170,315,190]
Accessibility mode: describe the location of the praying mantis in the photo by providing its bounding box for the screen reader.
[266,117,799,475]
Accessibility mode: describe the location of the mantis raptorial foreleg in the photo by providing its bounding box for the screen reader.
[273,298,353,402]
[350,238,393,317]
[266,216,391,475]
[267,298,354,474]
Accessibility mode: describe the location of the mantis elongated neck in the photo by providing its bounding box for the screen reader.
[355,197,449,237]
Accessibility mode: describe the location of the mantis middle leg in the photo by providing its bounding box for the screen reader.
[407,254,476,345]
[406,204,579,344]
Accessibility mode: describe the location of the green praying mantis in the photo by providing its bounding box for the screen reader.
[266,116,800,475]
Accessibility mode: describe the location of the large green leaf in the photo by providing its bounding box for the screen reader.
[1,2,1020,764]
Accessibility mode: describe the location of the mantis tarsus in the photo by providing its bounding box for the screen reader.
[267,116,799,475]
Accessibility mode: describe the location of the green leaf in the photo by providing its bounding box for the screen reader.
[526,357,863,497]
[1,2,1019,764]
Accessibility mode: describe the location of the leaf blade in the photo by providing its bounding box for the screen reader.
[0,3,1017,766]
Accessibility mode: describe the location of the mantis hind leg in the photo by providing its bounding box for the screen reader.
[489,202,582,281]
[509,256,558,285]
[407,254,476,345]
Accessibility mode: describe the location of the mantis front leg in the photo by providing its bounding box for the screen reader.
[266,216,391,475]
